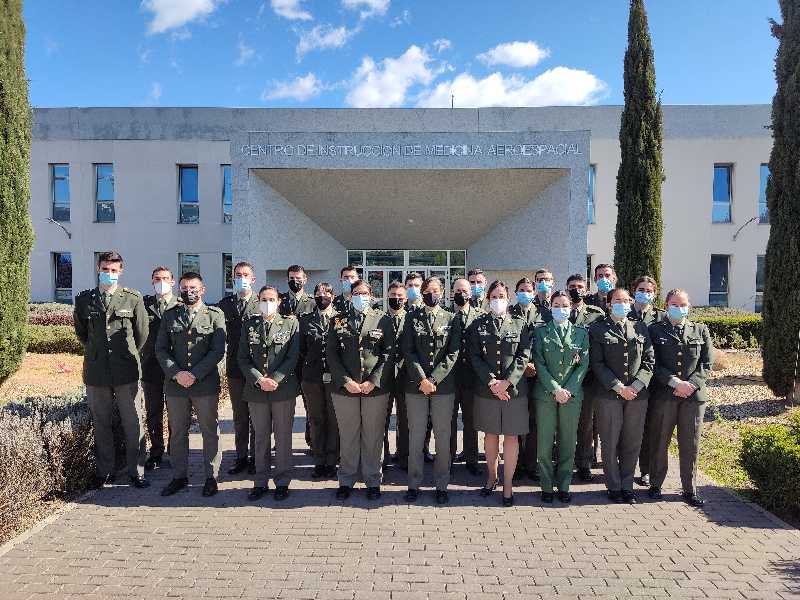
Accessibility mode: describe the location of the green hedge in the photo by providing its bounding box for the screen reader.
[26,325,83,354]
[694,315,762,349]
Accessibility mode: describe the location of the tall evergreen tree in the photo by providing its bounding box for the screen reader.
[0,0,34,382]
[763,1,800,401]
[613,0,664,290]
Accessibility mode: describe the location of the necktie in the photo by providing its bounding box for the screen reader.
[102,292,111,310]
[569,308,578,324]
[159,299,167,314]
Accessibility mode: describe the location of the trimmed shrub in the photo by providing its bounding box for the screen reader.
[740,420,800,513]
[28,303,74,326]
[694,315,762,349]
[26,324,83,354]
[692,306,756,318]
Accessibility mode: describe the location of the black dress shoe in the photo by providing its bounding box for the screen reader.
[130,476,150,489]
[248,485,267,501]
[311,465,327,478]
[541,491,554,503]
[637,473,650,487]
[577,467,593,482]
[621,490,637,504]
[502,494,514,507]
[558,491,572,503]
[683,492,705,507]
[453,451,466,463]
[436,490,449,505]
[335,485,351,500]
[161,478,188,496]
[274,486,289,501]
[465,463,480,476]
[404,488,418,502]
[591,458,601,469]
[648,486,663,500]
[247,458,256,475]
[325,465,338,478]
[202,478,218,497]
[366,486,381,500]
[608,490,622,503]
[423,451,434,464]
[88,473,116,489]
[227,458,248,475]
[397,462,408,472]
[144,456,162,471]
[479,480,498,497]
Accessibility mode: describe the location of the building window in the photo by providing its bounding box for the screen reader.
[51,164,70,222]
[709,254,730,307]
[222,165,232,224]
[587,164,596,224]
[95,164,115,223]
[53,252,72,303]
[586,255,593,282]
[712,164,732,223]
[755,255,765,313]
[178,165,199,224]
[179,253,200,277]
[223,253,233,293]
[759,164,770,224]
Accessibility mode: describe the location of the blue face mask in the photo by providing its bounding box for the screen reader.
[634,291,654,305]
[352,294,371,313]
[470,284,484,297]
[610,302,630,318]
[342,279,352,294]
[516,291,534,305]
[597,277,614,294]
[98,271,119,287]
[552,307,571,323]
[233,277,250,293]
[536,280,552,294]
[406,286,420,301]
[668,305,689,321]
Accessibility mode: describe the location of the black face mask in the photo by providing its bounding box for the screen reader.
[181,290,199,305]
[568,288,584,303]
[288,279,303,293]
[388,297,405,311]
[314,295,331,310]
[453,291,468,307]
[422,292,441,308]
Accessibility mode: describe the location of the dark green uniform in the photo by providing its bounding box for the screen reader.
[584,291,609,312]
[74,286,149,479]
[326,307,395,488]
[279,290,315,317]
[401,305,462,491]
[648,319,713,496]
[141,292,180,462]
[155,302,226,481]
[217,292,259,463]
[532,295,553,324]
[384,308,408,466]
[332,293,352,315]
[449,303,484,467]
[589,316,655,492]
[531,321,590,493]
[237,314,300,487]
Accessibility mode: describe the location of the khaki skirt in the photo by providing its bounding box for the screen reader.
[474,392,530,436]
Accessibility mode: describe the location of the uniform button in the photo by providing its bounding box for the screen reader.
[623,352,628,357]
[677,352,683,357]
[187,362,192,367]
[187,352,191,357]
[496,350,501,355]
[106,326,111,330]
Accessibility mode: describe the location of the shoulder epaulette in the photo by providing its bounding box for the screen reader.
[122,287,141,296]
[207,305,223,314]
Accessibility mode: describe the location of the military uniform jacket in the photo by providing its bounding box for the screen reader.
[385,309,408,392]
[140,293,181,383]
[400,306,462,395]
[629,306,666,326]
[531,320,590,401]
[332,293,351,315]
[298,309,335,384]
[217,293,259,379]
[155,303,226,397]
[571,302,605,327]
[279,290,315,318]
[584,291,608,312]
[326,307,395,397]
[237,314,300,403]
[532,296,553,323]
[470,296,491,311]
[73,287,148,387]
[451,304,485,388]
[649,319,713,404]
[467,312,532,400]
[589,316,655,394]
[509,302,539,326]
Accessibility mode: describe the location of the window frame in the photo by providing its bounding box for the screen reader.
[758,163,770,225]
[587,164,596,225]
[221,164,232,224]
[712,163,733,224]
[223,253,233,294]
[51,163,70,223]
[755,254,765,313]
[178,165,199,224]
[94,163,115,223]
[53,251,73,304]
[708,254,730,307]
[178,253,201,278]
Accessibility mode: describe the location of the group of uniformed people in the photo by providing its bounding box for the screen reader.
[74,252,712,508]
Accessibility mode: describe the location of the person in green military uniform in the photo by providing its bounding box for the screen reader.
[647,289,713,507]
[332,265,359,314]
[156,272,226,498]
[279,265,315,317]
[298,282,339,479]
[467,280,532,507]
[326,279,395,501]
[403,271,433,462]
[449,278,484,476]
[216,261,259,476]
[589,287,655,504]
[383,282,409,469]
[628,275,667,488]
[566,274,606,482]
[531,291,590,503]
[141,266,181,471]
[400,276,462,504]
[237,286,300,501]
[73,251,149,489]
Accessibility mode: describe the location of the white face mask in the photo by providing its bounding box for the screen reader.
[490,298,508,316]
[153,280,172,295]
[259,300,278,317]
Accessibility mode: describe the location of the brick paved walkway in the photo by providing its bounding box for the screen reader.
[2,401,800,600]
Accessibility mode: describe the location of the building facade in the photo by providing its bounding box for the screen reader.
[30,106,771,310]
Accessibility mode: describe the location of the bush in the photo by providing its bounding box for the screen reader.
[28,303,74,326]
[740,420,800,514]
[694,315,762,349]
[26,324,83,354]
[691,306,756,318]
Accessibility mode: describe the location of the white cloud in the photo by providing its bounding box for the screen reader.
[477,41,550,69]
[262,73,323,102]
[235,38,256,66]
[346,45,443,108]
[432,38,451,53]
[296,24,356,58]
[44,36,60,56]
[342,0,389,19]
[416,67,607,108]
[137,45,152,64]
[148,82,163,104]
[271,0,312,20]
[389,9,411,27]
[141,0,222,34]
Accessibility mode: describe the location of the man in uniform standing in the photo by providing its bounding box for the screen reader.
[333,265,359,314]
[279,264,315,317]
[383,282,408,469]
[157,272,226,497]
[73,251,149,489]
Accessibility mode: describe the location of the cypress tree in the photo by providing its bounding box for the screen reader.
[613,0,664,290]
[763,1,800,401]
[0,0,34,382]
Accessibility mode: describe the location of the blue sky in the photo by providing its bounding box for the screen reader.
[24,0,780,108]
